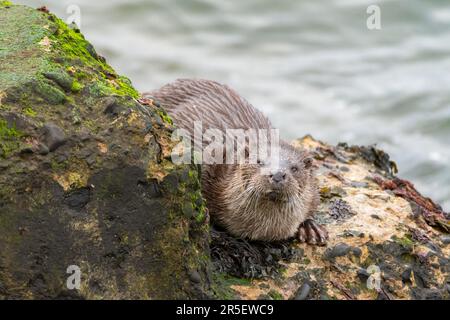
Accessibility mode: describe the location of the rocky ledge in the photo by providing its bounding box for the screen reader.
[211,137,449,300]
[1,2,448,300]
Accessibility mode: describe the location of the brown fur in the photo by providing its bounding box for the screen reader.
[145,79,319,241]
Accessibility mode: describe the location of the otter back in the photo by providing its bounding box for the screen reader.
[145,78,272,134]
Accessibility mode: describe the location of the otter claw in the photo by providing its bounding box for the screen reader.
[298,225,307,242]
[298,219,328,246]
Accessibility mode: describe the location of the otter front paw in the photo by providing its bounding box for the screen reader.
[298,219,328,246]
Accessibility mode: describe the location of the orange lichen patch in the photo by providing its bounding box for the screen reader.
[157,135,174,159]
[230,284,262,300]
[0,91,5,104]
[126,111,141,126]
[144,133,152,143]
[97,142,107,154]
[53,171,87,191]
[146,161,174,182]
[293,135,323,150]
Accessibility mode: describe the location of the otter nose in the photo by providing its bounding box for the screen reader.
[270,171,286,183]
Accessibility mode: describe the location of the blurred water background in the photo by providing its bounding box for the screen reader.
[15,0,450,210]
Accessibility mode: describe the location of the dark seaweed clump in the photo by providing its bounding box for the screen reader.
[210,227,301,279]
[337,143,398,176]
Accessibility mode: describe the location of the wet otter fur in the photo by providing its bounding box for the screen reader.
[144,79,328,244]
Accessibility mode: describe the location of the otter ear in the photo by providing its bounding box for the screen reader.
[303,157,313,169]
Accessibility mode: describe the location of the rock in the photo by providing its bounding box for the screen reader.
[351,247,362,257]
[401,267,413,284]
[189,271,202,284]
[37,143,49,155]
[343,230,365,238]
[353,194,368,203]
[351,181,369,188]
[357,269,370,282]
[0,3,210,300]
[43,71,74,92]
[42,123,66,151]
[294,282,311,300]
[64,187,90,210]
[226,136,449,300]
[324,243,351,259]
[440,235,450,245]
[103,96,128,117]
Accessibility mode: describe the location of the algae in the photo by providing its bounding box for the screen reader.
[0,118,23,157]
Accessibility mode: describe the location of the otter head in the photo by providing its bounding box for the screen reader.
[233,143,314,209]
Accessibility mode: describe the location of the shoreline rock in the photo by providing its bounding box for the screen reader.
[216,136,449,300]
[0,2,210,299]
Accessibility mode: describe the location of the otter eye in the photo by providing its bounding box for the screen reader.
[257,159,264,166]
[291,166,298,173]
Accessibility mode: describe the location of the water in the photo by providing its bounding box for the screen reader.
[15,0,450,210]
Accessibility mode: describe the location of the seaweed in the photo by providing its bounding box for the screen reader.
[210,227,300,279]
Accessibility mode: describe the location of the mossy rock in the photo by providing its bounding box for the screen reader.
[0,2,211,299]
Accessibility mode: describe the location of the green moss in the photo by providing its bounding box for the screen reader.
[49,17,139,99]
[50,158,68,171]
[268,289,283,300]
[0,119,23,158]
[222,274,251,286]
[33,79,66,104]
[302,257,311,265]
[0,6,51,89]
[0,1,13,6]
[188,170,197,179]
[195,210,205,223]
[71,79,82,93]
[156,108,173,125]
[50,18,107,70]
[23,106,37,117]
[181,201,195,218]
[189,190,206,223]
[113,76,139,98]
[74,71,88,80]
[211,273,251,299]
[43,71,74,91]
[392,234,414,250]
[84,119,99,133]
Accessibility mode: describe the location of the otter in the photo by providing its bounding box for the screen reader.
[144,79,328,245]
